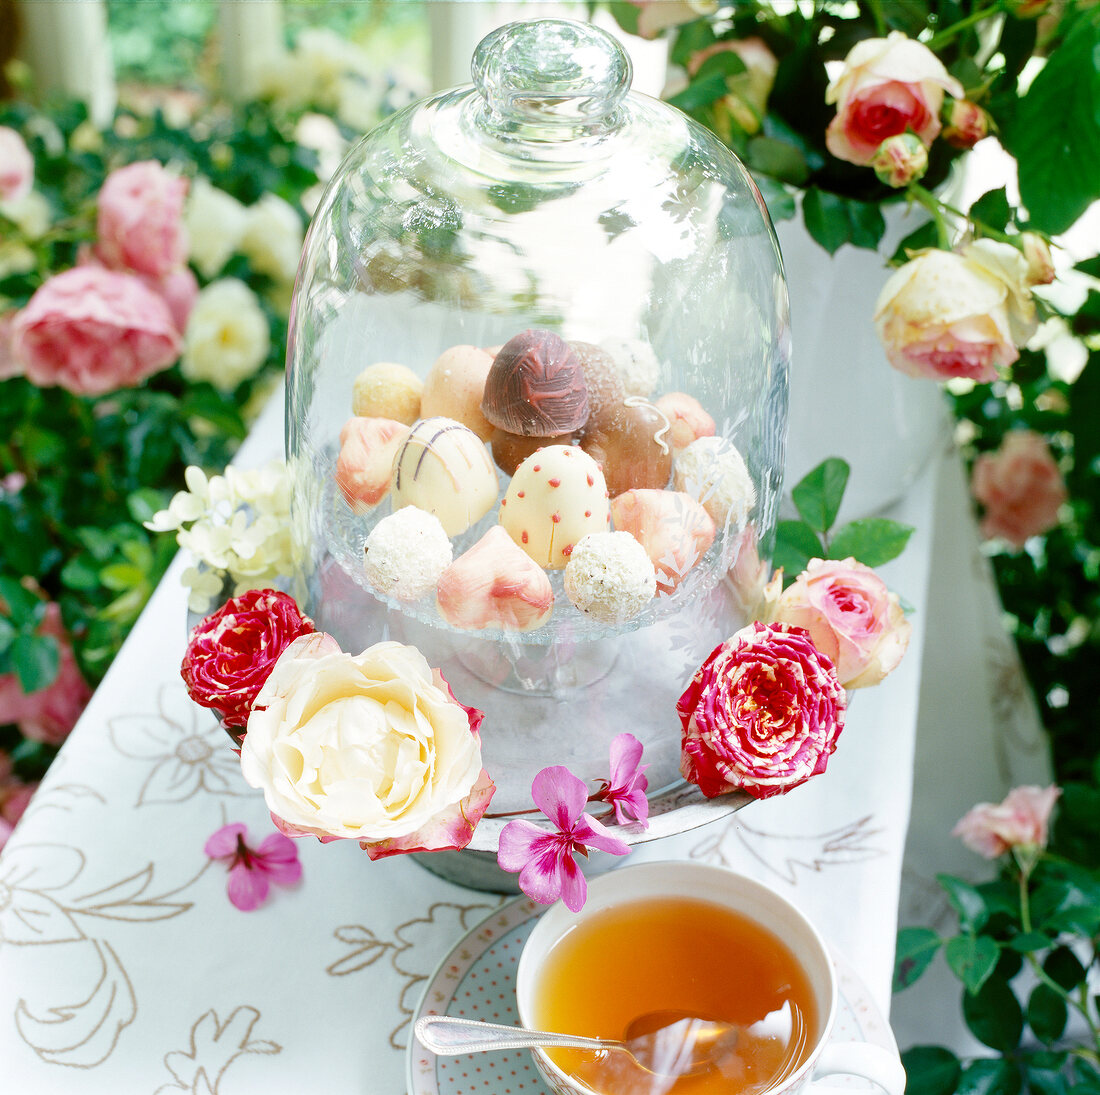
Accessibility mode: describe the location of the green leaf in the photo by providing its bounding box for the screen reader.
[937,874,990,932]
[773,520,824,579]
[607,0,640,36]
[945,934,1000,996]
[669,19,716,67]
[695,50,746,82]
[99,563,144,593]
[802,188,886,255]
[753,174,796,222]
[890,220,939,264]
[126,488,167,525]
[1002,12,1100,234]
[1006,930,1051,952]
[746,136,809,185]
[1043,945,1087,991]
[969,187,1012,233]
[1027,983,1068,1044]
[900,1046,961,1095]
[667,71,730,114]
[1022,1050,1069,1095]
[0,614,14,654]
[828,519,914,567]
[0,575,37,619]
[792,458,849,533]
[962,975,1024,1053]
[894,927,941,991]
[10,632,60,693]
[957,1058,1022,1095]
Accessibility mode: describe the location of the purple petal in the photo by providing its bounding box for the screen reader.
[226,861,270,911]
[256,832,302,886]
[204,822,247,860]
[558,854,588,912]
[517,840,569,906]
[497,819,549,872]
[608,733,644,785]
[572,812,632,857]
[530,766,588,830]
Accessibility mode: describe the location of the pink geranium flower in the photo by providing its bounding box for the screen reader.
[498,766,631,912]
[204,822,302,911]
[595,732,650,826]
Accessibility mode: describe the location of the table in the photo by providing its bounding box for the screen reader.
[0,390,935,1093]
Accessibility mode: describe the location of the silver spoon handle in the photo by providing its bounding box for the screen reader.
[415,1015,613,1055]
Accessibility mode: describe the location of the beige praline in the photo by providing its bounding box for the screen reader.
[500,445,610,570]
[391,417,499,537]
[654,392,716,451]
[420,345,495,441]
[351,362,423,425]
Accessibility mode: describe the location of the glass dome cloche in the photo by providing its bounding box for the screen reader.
[286,18,790,883]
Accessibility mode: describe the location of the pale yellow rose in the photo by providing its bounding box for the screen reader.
[184,177,248,279]
[181,278,269,392]
[239,635,492,851]
[239,193,304,285]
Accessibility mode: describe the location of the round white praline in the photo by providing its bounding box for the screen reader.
[599,336,660,397]
[363,506,453,602]
[673,435,756,526]
[564,531,656,624]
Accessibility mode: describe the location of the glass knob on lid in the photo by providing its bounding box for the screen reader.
[471,18,632,133]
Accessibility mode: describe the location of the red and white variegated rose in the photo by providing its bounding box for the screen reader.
[240,634,495,858]
[677,622,846,800]
[771,558,911,689]
[825,31,963,166]
[181,588,315,732]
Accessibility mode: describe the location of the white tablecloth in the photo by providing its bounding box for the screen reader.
[0,391,938,1093]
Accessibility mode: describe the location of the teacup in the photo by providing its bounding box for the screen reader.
[515,860,906,1095]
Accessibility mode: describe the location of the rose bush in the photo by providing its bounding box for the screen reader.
[9,265,182,395]
[0,126,33,202]
[94,161,189,278]
[677,621,846,799]
[0,602,91,746]
[824,32,962,166]
[970,430,1067,548]
[771,557,911,689]
[181,589,315,732]
[239,634,495,856]
[873,241,1036,383]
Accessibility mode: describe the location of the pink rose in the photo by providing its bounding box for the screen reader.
[825,32,963,166]
[0,778,37,827]
[874,242,1036,383]
[772,558,911,689]
[624,0,717,39]
[10,266,182,395]
[0,603,92,745]
[971,431,1066,547]
[0,126,33,202]
[181,589,315,732]
[95,161,189,278]
[952,785,1061,858]
[677,621,846,800]
[142,265,199,334]
[0,312,18,381]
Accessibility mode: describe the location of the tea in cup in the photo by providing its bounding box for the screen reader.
[515,861,906,1095]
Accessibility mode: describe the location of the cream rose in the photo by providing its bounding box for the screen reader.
[181,278,270,392]
[825,32,963,165]
[874,243,1036,383]
[184,177,248,279]
[239,194,304,285]
[240,634,495,855]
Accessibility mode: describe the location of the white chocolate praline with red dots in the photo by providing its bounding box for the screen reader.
[351,361,423,425]
[499,445,610,570]
[363,506,453,603]
[563,530,657,623]
[391,417,499,537]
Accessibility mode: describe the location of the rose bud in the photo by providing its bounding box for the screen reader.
[941,99,989,150]
[1020,232,1056,286]
[871,133,929,188]
[181,589,315,734]
[1007,0,1050,18]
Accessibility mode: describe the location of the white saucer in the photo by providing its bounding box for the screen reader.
[407,893,901,1094]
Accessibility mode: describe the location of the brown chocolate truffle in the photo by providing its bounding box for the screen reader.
[480,329,589,437]
[570,340,626,431]
[580,398,673,497]
[490,428,576,477]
